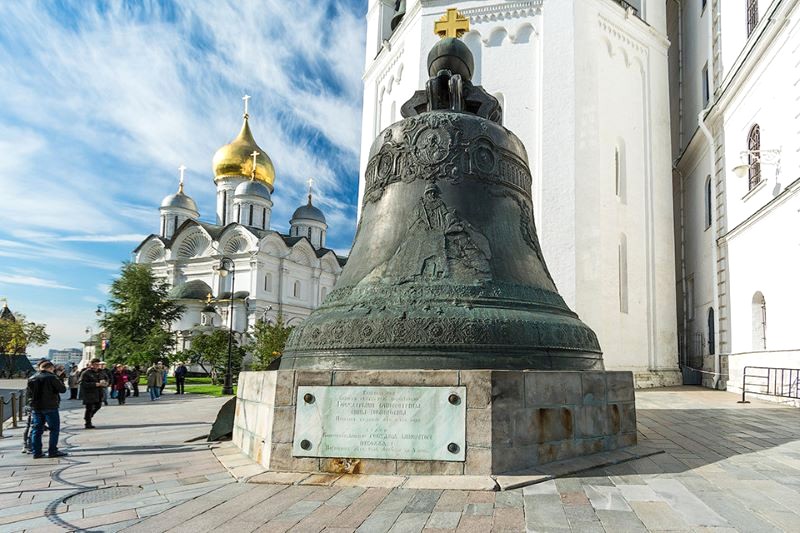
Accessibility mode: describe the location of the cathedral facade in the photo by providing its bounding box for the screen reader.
[363,0,680,386]
[133,112,344,354]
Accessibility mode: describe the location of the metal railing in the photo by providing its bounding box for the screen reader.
[0,390,25,437]
[612,0,640,17]
[738,366,800,404]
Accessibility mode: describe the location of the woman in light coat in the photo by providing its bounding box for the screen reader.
[146,362,164,401]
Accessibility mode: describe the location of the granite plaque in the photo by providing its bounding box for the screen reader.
[293,386,466,461]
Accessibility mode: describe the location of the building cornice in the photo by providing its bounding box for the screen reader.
[719,176,800,243]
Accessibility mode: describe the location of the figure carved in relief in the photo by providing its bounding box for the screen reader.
[385,184,491,282]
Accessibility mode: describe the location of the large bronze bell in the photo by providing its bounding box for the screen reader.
[281,38,603,371]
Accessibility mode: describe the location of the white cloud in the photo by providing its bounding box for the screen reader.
[62,234,148,243]
[0,274,76,290]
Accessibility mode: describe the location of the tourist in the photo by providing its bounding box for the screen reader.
[26,360,67,458]
[174,361,188,394]
[21,360,46,454]
[112,364,129,405]
[98,362,112,406]
[129,365,141,397]
[160,364,168,394]
[80,358,107,429]
[67,365,80,400]
[146,362,163,401]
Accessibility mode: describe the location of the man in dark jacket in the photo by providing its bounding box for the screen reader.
[174,362,188,394]
[26,360,67,458]
[80,358,107,429]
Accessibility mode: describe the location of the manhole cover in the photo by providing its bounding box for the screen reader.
[63,485,143,505]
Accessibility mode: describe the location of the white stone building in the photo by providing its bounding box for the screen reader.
[363,0,680,386]
[133,112,345,353]
[670,0,800,393]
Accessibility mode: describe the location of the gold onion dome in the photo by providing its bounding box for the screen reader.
[212,115,276,191]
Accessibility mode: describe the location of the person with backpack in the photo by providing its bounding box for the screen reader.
[26,360,67,458]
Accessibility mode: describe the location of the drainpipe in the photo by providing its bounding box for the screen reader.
[698,0,721,390]
[670,0,684,148]
[674,165,688,369]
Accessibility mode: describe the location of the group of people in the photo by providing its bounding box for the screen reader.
[23,358,189,458]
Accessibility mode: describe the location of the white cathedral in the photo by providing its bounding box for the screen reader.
[133,110,344,353]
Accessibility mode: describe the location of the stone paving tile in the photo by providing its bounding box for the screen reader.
[387,512,430,533]
[333,487,392,529]
[595,509,648,532]
[425,511,461,529]
[522,492,570,532]
[489,507,523,532]
[403,489,442,513]
[454,514,492,533]
[326,486,367,507]
[432,490,469,512]
[262,499,325,532]
[629,501,691,531]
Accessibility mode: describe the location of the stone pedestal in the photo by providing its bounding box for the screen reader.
[233,369,636,475]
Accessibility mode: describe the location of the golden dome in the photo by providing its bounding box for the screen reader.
[212,116,275,191]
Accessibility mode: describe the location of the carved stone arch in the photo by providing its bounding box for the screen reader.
[259,233,289,257]
[139,240,165,263]
[320,253,340,274]
[387,75,395,94]
[600,36,614,59]
[288,240,317,267]
[395,62,404,83]
[511,23,535,44]
[485,27,509,47]
[174,228,211,259]
[219,226,256,255]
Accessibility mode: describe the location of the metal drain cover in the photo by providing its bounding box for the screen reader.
[64,485,143,505]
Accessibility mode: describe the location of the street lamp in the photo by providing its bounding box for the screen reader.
[731,149,781,178]
[215,257,236,396]
[95,304,107,318]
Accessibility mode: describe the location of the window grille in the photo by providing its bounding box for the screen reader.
[748,124,761,190]
[746,0,759,37]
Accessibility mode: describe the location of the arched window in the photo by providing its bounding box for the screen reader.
[264,273,272,292]
[615,140,627,203]
[746,0,759,37]
[707,307,715,355]
[222,190,228,224]
[262,207,267,230]
[249,204,254,226]
[236,204,241,223]
[173,215,179,234]
[618,234,628,313]
[748,124,761,190]
[293,281,301,298]
[752,292,766,350]
[308,227,312,239]
[704,176,712,229]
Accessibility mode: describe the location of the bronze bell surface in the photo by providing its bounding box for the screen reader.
[281,37,603,372]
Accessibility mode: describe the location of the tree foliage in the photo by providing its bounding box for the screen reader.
[251,314,294,370]
[99,263,184,367]
[0,313,49,355]
[179,329,246,384]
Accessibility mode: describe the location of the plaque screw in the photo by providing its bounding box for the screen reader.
[300,439,312,451]
[448,394,460,405]
[303,393,315,404]
[447,442,460,454]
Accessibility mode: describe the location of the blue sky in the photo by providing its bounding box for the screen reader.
[0,0,367,356]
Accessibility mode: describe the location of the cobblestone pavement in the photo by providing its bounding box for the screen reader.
[0,387,799,532]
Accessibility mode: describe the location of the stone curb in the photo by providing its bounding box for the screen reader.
[209,441,663,492]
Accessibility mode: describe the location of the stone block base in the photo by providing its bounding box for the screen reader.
[233,369,636,475]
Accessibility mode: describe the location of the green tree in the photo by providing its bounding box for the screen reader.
[0,313,50,355]
[99,263,184,367]
[251,314,294,370]
[180,329,246,384]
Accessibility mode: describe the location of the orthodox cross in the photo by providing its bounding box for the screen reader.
[434,8,469,39]
[178,164,186,193]
[206,293,213,305]
[307,177,315,202]
[250,150,260,179]
[242,94,251,117]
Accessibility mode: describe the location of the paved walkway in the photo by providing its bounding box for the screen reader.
[0,387,799,532]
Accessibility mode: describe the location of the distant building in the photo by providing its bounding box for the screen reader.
[48,348,83,367]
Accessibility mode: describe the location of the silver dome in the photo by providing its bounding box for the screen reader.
[160,192,198,212]
[291,197,326,224]
[235,180,271,199]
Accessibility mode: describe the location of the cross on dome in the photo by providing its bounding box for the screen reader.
[178,164,186,193]
[434,8,470,39]
[250,151,260,179]
[242,94,251,118]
